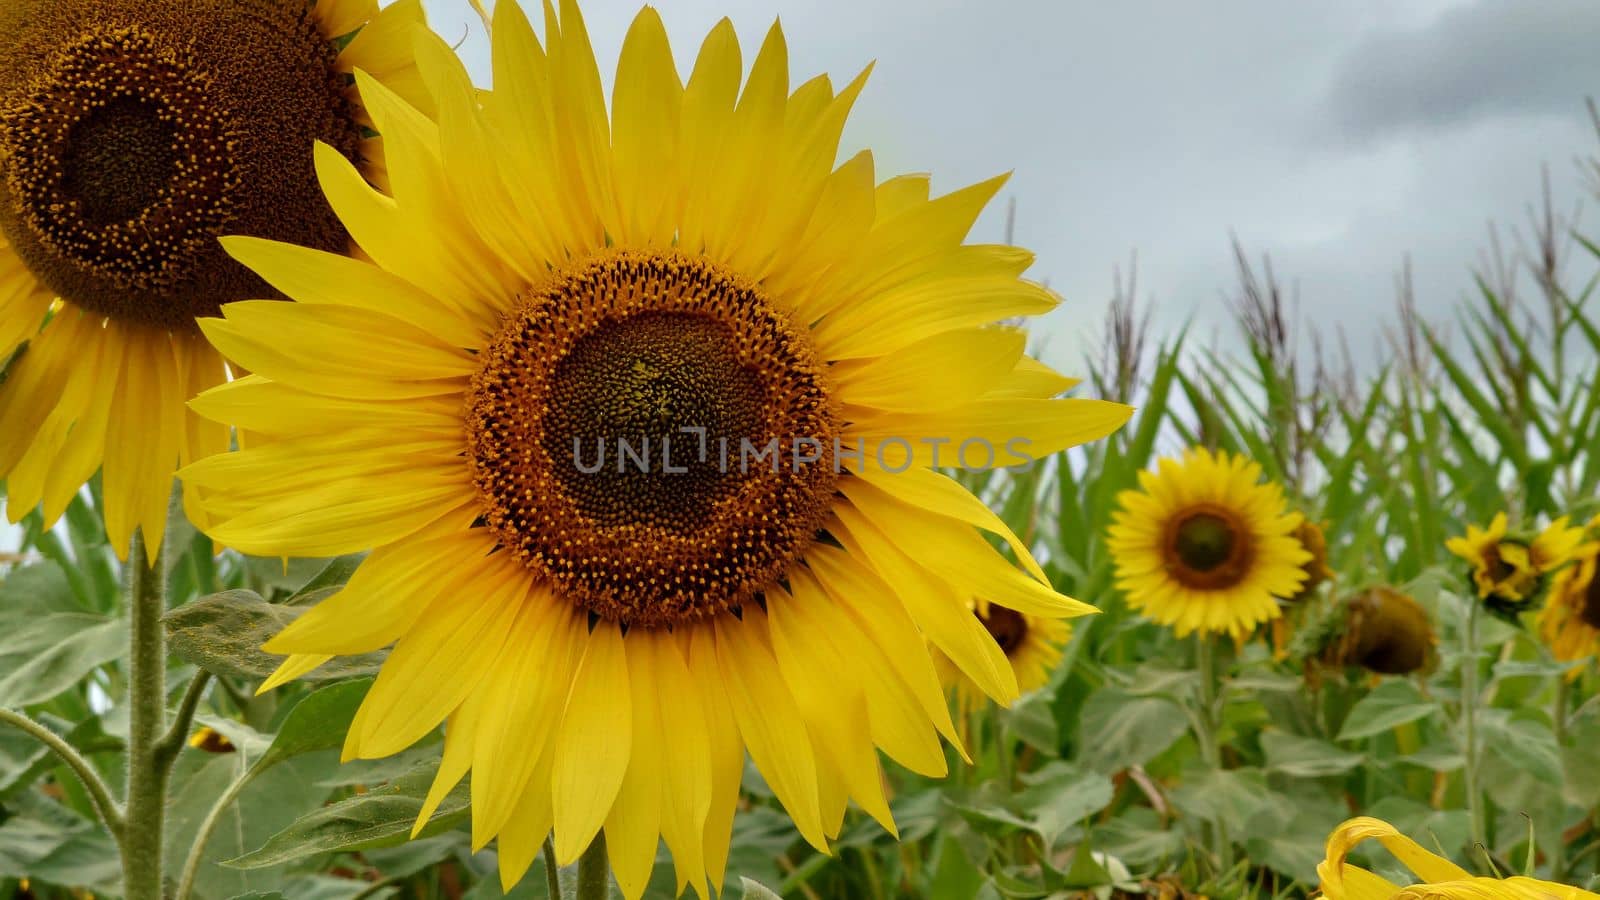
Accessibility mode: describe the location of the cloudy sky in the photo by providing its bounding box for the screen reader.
[425,0,1600,372]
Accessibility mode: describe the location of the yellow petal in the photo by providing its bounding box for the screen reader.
[552,623,632,865]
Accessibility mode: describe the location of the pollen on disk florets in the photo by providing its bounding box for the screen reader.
[0,0,365,329]
[466,251,841,629]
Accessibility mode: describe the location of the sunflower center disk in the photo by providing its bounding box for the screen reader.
[0,2,365,328]
[1168,509,1252,590]
[979,606,1028,656]
[1581,570,1600,630]
[467,252,840,629]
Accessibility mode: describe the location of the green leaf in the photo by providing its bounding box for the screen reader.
[227,760,470,869]
[1169,767,1269,826]
[739,877,784,899]
[1335,679,1440,741]
[254,679,373,773]
[1261,731,1365,778]
[0,610,124,707]
[1077,688,1188,773]
[1014,762,1115,849]
[0,561,78,614]
[0,795,121,893]
[1093,809,1184,866]
[164,590,385,682]
[165,751,343,897]
[1481,711,1562,786]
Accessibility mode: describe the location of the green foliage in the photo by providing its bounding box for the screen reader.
[6,120,1600,900]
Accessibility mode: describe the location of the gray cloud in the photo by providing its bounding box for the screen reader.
[1325,0,1600,141]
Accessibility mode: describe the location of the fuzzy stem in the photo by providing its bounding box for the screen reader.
[1551,675,1570,880]
[122,527,169,900]
[1463,598,1486,851]
[0,708,123,839]
[576,834,610,900]
[1195,634,1234,874]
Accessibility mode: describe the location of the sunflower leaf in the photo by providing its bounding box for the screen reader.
[1335,679,1440,741]
[163,590,385,683]
[225,760,469,870]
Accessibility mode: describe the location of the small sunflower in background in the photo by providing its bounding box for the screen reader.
[0,0,429,560]
[943,600,1068,718]
[1538,516,1600,674]
[1318,816,1599,898]
[1293,586,1435,678]
[1446,512,1585,620]
[180,1,1132,895]
[1108,447,1310,639]
[1272,518,1336,656]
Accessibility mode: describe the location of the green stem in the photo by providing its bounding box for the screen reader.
[1551,676,1571,881]
[1195,635,1233,875]
[0,709,123,839]
[543,836,565,900]
[155,671,212,768]
[1463,598,1486,851]
[174,760,256,900]
[122,527,170,900]
[576,834,610,900]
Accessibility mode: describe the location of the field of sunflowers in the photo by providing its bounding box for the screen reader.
[2,1,1600,899]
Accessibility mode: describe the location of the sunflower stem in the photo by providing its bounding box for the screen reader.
[1194,634,1233,875]
[0,709,123,840]
[543,837,565,899]
[123,526,170,900]
[576,833,610,900]
[1551,675,1570,881]
[1462,597,1486,853]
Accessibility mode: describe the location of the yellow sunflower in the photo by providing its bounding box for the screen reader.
[943,599,1068,716]
[180,2,1132,896]
[1538,517,1600,674]
[0,0,429,561]
[1446,513,1585,618]
[1106,447,1309,639]
[1318,816,1598,899]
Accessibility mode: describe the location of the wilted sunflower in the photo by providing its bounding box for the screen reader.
[1538,517,1600,674]
[0,0,430,560]
[1321,587,1435,676]
[943,600,1068,716]
[1318,816,1598,899]
[1107,447,1309,638]
[181,2,1132,896]
[1445,513,1585,619]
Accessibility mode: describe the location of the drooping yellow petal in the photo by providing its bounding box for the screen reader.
[551,623,632,865]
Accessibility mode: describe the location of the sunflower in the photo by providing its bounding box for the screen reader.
[944,599,1069,716]
[180,2,1132,896]
[1446,513,1585,619]
[1323,587,1435,676]
[1318,816,1598,899]
[1272,518,1335,657]
[0,0,429,562]
[1538,517,1600,674]
[1106,447,1309,639]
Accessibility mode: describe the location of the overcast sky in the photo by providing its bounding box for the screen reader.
[424,0,1600,373]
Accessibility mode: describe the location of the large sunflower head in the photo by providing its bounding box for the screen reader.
[0,0,428,559]
[1446,513,1585,620]
[180,2,1132,896]
[1106,447,1309,639]
[1318,816,1599,899]
[1538,517,1600,675]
